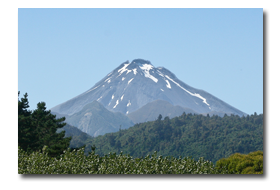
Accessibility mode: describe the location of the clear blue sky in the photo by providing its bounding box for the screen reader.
[18,8,263,115]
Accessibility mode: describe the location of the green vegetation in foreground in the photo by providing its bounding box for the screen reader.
[18,146,217,174]
[18,147,263,174]
[215,150,263,174]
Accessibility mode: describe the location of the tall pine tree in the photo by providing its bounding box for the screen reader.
[18,92,37,152]
[31,102,71,157]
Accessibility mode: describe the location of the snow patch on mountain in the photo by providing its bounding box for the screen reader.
[157,71,164,77]
[132,68,137,75]
[140,63,153,71]
[139,64,158,83]
[127,100,131,107]
[105,77,111,82]
[117,62,131,77]
[165,75,210,107]
[113,99,119,109]
[165,80,171,89]
[118,62,130,74]
[128,78,134,85]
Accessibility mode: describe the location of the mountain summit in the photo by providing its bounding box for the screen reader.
[51,59,246,117]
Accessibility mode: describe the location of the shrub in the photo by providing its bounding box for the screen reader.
[18,147,218,174]
[215,151,263,174]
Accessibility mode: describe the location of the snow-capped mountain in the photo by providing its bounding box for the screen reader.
[51,59,246,117]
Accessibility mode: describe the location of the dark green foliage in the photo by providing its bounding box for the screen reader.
[18,92,37,152]
[215,151,263,174]
[108,134,116,146]
[18,92,71,157]
[91,112,263,163]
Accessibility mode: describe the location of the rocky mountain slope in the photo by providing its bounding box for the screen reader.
[127,99,198,124]
[53,100,134,137]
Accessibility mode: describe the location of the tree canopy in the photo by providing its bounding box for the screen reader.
[91,112,263,163]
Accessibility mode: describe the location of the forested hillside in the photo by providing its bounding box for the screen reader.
[92,112,263,163]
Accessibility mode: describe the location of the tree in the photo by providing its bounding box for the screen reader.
[108,134,116,146]
[115,140,121,151]
[31,102,71,157]
[18,92,71,157]
[18,92,37,152]
[157,114,162,121]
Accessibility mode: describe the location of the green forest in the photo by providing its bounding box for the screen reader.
[91,112,263,163]
[18,92,263,174]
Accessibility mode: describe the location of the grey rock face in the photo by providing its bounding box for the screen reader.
[55,101,134,137]
[127,99,198,124]
[51,59,247,117]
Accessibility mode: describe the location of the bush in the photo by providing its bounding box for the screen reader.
[18,147,218,174]
[215,151,263,174]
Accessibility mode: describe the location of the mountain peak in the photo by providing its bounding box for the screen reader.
[131,59,152,65]
[128,59,154,70]
[116,59,154,73]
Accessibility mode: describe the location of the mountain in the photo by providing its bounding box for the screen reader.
[54,100,134,137]
[127,99,198,124]
[51,59,247,118]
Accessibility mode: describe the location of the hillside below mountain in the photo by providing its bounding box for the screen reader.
[127,99,197,124]
[54,100,134,137]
